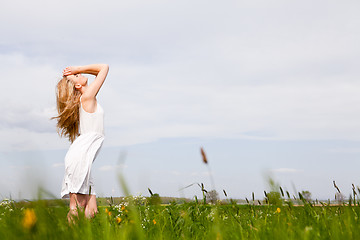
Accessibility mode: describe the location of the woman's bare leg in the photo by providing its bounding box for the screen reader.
[85,194,98,218]
[68,193,87,222]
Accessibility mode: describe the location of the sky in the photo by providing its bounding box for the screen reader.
[0,0,360,201]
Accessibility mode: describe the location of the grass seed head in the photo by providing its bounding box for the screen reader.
[333,180,341,193]
[352,184,357,195]
[223,189,227,197]
[286,191,290,199]
[298,192,304,200]
[279,187,284,197]
[200,147,208,164]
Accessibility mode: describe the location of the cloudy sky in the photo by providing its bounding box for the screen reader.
[1,0,360,200]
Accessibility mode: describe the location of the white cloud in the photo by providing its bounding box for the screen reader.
[0,53,67,151]
[99,164,127,171]
[1,1,360,152]
[52,163,64,168]
[0,127,68,152]
[0,106,56,133]
[103,66,360,147]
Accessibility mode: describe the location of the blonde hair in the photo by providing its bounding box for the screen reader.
[52,76,81,143]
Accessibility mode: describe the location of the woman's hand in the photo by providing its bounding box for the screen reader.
[62,66,78,76]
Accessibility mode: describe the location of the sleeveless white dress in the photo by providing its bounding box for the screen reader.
[61,99,104,198]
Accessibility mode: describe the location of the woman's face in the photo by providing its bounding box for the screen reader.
[67,74,88,88]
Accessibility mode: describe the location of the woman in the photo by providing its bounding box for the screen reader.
[53,64,109,220]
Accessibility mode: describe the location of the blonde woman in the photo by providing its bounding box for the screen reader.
[53,64,109,220]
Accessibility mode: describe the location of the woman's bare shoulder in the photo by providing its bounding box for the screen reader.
[80,95,97,113]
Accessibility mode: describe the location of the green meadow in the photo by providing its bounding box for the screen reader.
[1,191,360,240]
[1,149,358,239]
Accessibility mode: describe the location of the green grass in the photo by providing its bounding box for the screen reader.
[1,196,360,240]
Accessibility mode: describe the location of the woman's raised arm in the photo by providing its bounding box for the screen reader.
[64,64,109,99]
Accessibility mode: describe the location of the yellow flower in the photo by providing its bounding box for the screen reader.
[105,208,109,213]
[108,211,112,216]
[23,208,37,229]
[153,219,156,225]
[121,205,125,211]
[276,208,281,213]
[116,217,122,223]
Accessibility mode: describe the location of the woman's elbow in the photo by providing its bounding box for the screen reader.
[99,64,109,71]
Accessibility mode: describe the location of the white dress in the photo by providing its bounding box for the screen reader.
[61,100,104,198]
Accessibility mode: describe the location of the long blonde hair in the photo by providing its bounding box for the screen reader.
[52,77,81,143]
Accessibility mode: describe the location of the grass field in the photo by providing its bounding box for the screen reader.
[1,150,357,239]
[2,149,358,239]
[1,192,360,240]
